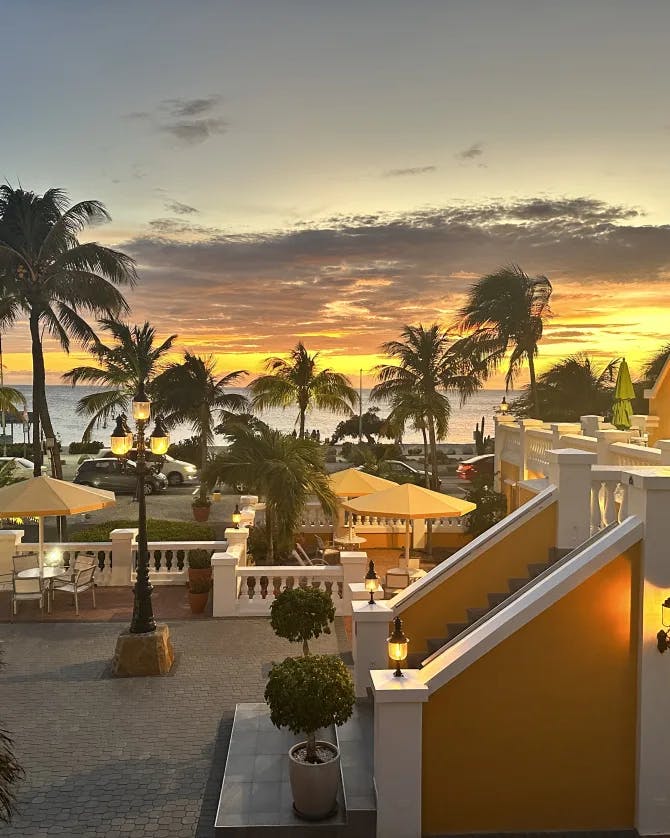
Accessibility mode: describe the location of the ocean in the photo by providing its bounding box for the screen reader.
[8,385,508,446]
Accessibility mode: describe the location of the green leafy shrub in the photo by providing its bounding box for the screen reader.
[167,436,201,466]
[270,587,335,655]
[265,655,355,763]
[69,518,215,542]
[187,548,212,569]
[247,524,269,565]
[464,474,507,536]
[189,577,212,594]
[68,441,104,454]
[192,495,211,509]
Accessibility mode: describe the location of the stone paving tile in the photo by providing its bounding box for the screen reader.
[0,618,348,838]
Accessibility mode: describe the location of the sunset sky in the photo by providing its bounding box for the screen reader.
[2,0,670,387]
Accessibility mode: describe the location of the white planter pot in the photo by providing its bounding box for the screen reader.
[288,740,340,820]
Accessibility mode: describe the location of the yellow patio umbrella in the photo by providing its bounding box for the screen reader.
[612,358,636,430]
[328,468,398,539]
[344,483,475,567]
[0,476,116,568]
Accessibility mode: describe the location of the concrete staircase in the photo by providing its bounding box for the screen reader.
[407,548,571,668]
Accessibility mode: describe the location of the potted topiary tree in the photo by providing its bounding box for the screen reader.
[188,576,211,613]
[265,654,355,820]
[192,494,211,522]
[270,587,335,656]
[187,548,212,584]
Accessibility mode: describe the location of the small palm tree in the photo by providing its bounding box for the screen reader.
[250,342,357,438]
[372,324,481,489]
[0,186,137,476]
[642,342,670,386]
[509,354,618,421]
[207,424,337,562]
[453,264,552,418]
[153,353,248,502]
[63,320,177,441]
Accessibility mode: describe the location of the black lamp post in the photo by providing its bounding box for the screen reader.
[365,560,379,605]
[110,385,169,635]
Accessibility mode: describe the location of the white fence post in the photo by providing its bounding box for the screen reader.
[657,440,670,465]
[211,552,239,616]
[596,429,633,465]
[339,551,368,614]
[547,449,597,549]
[550,422,582,447]
[624,469,670,835]
[0,530,23,577]
[645,415,660,446]
[225,526,248,567]
[580,415,603,437]
[110,528,137,586]
[372,670,429,838]
[352,600,393,697]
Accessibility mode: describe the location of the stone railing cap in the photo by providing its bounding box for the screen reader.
[371,669,429,701]
[211,552,238,565]
[353,600,393,619]
[548,448,598,464]
[624,468,670,489]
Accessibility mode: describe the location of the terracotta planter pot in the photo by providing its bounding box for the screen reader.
[188,590,209,614]
[188,567,212,584]
[288,741,340,820]
[192,504,211,522]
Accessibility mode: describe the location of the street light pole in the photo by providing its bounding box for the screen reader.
[130,411,156,635]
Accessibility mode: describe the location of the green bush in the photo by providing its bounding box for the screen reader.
[464,474,507,536]
[69,518,215,542]
[168,436,200,466]
[68,441,104,454]
[187,548,212,569]
[189,577,212,594]
[265,655,355,763]
[270,587,335,656]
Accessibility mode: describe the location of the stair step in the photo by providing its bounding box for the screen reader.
[527,562,547,577]
[508,577,530,592]
[466,606,490,623]
[548,546,571,564]
[487,591,510,608]
[446,622,469,641]
[427,636,449,654]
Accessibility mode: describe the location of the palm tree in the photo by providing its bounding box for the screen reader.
[453,264,552,418]
[153,353,248,502]
[63,320,177,441]
[0,653,23,824]
[207,425,337,562]
[250,342,357,438]
[0,186,137,476]
[372,324,482,489]
[509,354,618,421]
[642,343,670,386]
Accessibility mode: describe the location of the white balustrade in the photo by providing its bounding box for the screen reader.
[525,428,554,475]
[132,540,228,585]
[235,565,346,615]
[48,542,114,586]
[608,442,662,468]
[590,467,627,532]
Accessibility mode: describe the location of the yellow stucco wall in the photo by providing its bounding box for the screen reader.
[398,501,557,654]
[422,542,641,834]
[650,388,670,445]
[500,460,520,511]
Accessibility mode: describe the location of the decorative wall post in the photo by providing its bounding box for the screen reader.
[546,449,597,550]
[657,440,670,465]
[225,526,249,568]
[372,669,429,838]
[211,552,239,617]
[549,422,582,447]
[596,429,633,465]
[109,528,137,586]
[352,600,393,697]
[339,551,368,614]
[580,415,603,437]
[518,418,544,480]
[493,415,516,492]
[644,415,660,447]
[0,529,23,577]
[624,469,670,835]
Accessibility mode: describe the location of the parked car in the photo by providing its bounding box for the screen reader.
[0,456,34,480]
[363,460,441,489]
[456,454,495,481]
[74,458,167,495]
[97,449,199,486]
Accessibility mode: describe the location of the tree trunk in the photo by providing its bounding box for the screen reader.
[302,639,309,656]
[266,505,274,563]
[199,407,209,503]
[29,311,43,477]
[306,730,317,763]
[427,415,440,491]
[528,352,540,419]
[422,425,432,555]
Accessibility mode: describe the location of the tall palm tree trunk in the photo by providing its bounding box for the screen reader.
[199,407,209,504]
[266,505,274,563]
[422,425,433,555]
[528,353,540,419]
[427,415,440,491]
[29,311,43,477]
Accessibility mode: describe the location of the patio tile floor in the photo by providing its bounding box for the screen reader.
[0,618,349,837]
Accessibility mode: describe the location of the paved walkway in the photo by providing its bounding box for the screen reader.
[0,619,348,837]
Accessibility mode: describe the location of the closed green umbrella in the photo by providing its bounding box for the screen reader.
[612,358,635,430]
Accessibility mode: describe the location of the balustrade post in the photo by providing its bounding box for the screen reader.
[110,528,137,586]
[547,449,597,549]
[352,600,393,697]
[596,429,633,465]
[339,551,368,614]
[211,552,239,616]
[225,526,248,568]
[0,530,23,577]
[493,415,516,492]
[518,418,544,480]
[645,415,660,447]
[580,415,603,437]
[623,469,670,835]
[656,440,670,465]
[371,670,429,838]
[550,422,582,447]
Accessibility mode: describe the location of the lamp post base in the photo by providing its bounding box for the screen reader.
[111,623,174,677]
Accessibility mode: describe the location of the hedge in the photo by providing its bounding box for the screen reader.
[69,518,216,542]
[68,441,104,454]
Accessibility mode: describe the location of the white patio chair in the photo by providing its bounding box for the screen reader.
[11,572,46,617]
[295,543,327,567]
[51,564,96,616]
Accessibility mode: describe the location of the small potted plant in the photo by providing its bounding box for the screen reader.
[188,576,211,614]
[270,587,335,656]
[192,494,211,522]
[187,548,212,584]
[265,654,354,820]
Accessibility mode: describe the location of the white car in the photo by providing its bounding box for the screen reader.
[0,456,34,480]
[97,450,199,486]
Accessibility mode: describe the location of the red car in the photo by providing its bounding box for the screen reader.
[456,454,494,480]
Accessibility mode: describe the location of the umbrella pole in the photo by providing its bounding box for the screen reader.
[404,519,410,568]
[38,516,44,570]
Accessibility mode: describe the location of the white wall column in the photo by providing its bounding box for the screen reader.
[580,415,603,436]
[339,551,368,614]
[549,422,582,447]
[225,526,248,567]
[109,528,137,586]
[352,600,393,697]
[625,469,670,835]
[596,429,633,465]
[546,448,597,550]
[656,440,670,465]
[0,530,23,577]
[493,415,516,491]
[372,670,429,838]
[211,552,238,616]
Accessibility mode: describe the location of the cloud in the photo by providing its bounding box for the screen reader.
[164,201,199,216]
[160,118,227,145]
[383,165,437,177]
[161,96,222,118]
[124,95,227,147]
[456,142,484,160]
